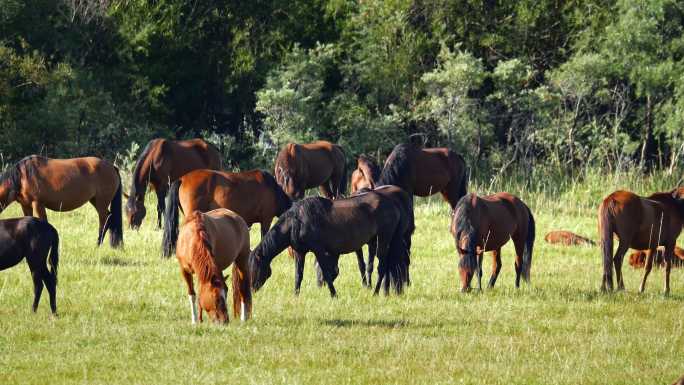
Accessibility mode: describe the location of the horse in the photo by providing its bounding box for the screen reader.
[0,217,59,314]
[162,169,291,257]
[378,142,467,210]
[0,155,123,248]
[274,140,347,200]
[451,192,535,292]
[544,230,596,246]
[350,155,381,194]
[249,191,410,297]
[125,138,221,230]
[176,209,251,324]
[598,188,684,293]
[629,246,684,269]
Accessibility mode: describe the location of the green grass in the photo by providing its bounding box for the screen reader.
[1,171,684,384]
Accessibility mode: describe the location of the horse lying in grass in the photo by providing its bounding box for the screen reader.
[176,209,251,324]
[0,217,59,314]
[628,246,684,269]
[598,188,684,293]
[544,230,595,246]
[125,138,221,230]
[350,155,381,194]
[249,190,411,297]
[451,192,535,292]
[0,155,122,248]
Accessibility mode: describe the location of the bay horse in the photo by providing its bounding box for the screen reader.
[598,188,684,293]
[162,169,291,257]
[544,230,595,246]
[176,209,251,324]
[0,155,123,248]
[0,217,59,314]
[350,155,381,194]
[249,192,410,297]
[629,246,684,269]
[378,142,467,210]
[125,138,221,229]
[451,192,535,292]
[274,140,347,200]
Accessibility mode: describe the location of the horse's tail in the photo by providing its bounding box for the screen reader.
[162,179,182,257]
[232,262,252,321]
[522,208,535,282]
[599,200,614,287]
[387,225,409,295]
[108,171,124,248]
[47,225,59,285]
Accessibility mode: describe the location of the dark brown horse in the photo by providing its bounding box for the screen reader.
[125,138,221,229]
[0,155,122,247]
[274,140,347,200]
[451,192,535,292]
[350,155,381,194]
[544,230,595,246]
[176,209,251,324]
[629,246,684,268]
[249,191,411,297]
[0,217,59,314]
[379,142,467,210]
[598,189,684,293]
[162,169,291,257]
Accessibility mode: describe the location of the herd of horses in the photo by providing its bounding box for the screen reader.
[1,137,683,325]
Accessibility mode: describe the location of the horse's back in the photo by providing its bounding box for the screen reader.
[204,209,250,267]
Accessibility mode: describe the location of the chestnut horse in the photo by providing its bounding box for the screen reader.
[0,155,122,247]
[379,142,467,210]
[1,217,59,314]
[125,138,221,229]
[274,140,347,200]
[451,192,535,292]
[350,155,381,194]
[598,188,684,293]
[249,192,411,297]
[176,209,251,324]
[629,246,684,268]
[162,169,291,257]
[544,230,595,246]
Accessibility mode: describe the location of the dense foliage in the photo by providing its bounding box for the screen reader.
[1,0,683,176]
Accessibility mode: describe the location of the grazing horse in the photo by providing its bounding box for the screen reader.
[629,246,684,269]
[350,155,381,194]
[162,169,291,257]
[378,142,467,210]
[0,155,123,248]
[274,140,347,200]
[544,230,596,246]
[0,217,59,314]
[249,192,410,297]
[451,192,535,292]
[125,138,221,229]
[598,188,684,293]
[176,209,252,324]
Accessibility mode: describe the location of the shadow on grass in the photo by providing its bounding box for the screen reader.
[99,256,148,267]
[322,318,410,328]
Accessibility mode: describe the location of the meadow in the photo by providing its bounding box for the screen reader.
[1,169,683,385]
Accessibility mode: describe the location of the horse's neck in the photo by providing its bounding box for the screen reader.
[132,158,155,196]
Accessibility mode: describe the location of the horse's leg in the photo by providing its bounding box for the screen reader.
[89,198,109,246]
[638,248,656,293]
[476,252,483,291]
[30,269,44,313]
[373,235,391,296]
[488,248,502,288]
[355,248,368,288]
[31,202,47,221]
[613,241,630,291]
[366,239,377,289]
[260,219,271,240]
[293,250,306,296]
[314,251,338,298]
[155,188,167,229]
[513,239,524,288]
[663,244,673,294]
[181,269,198,324]
[21,203,32,217]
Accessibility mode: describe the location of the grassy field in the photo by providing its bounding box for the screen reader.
[1,170,683,384]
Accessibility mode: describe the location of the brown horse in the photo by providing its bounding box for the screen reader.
[628,246,684,268]
[598,189,684,293]
[451,192,535,292]
[350,155,381,194]
[176,209,251,324]
[125,138,221,230]
[274,140,346,200]
[1,217,59,314]
[0,155,123,247]
[544,230,596,246]
[162,169,291,257]
[379,142,467,210]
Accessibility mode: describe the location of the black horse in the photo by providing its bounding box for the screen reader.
[0,217,59,314]
[249,191,411,297]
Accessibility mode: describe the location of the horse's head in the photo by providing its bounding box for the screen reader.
[451,196,479,292]
[249,247,272,292]
[199,276,229,324]
[125,194,146,230]
[277,164,304,200]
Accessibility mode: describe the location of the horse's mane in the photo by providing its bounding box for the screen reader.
[260,170,292,215]
[130,139,156,197]
[185,211,223,285]
[0,155,42,192]
[378,143,415,189]
[453,193,478,270]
